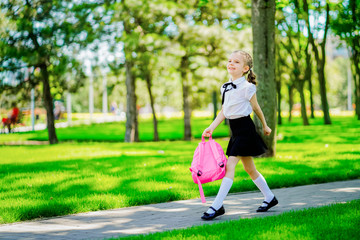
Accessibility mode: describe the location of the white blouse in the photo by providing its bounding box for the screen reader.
[220,76,256,119]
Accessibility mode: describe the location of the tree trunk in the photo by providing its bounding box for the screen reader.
[181,56,192,141]
[29,24,57,144]
[125,60,139,142]
[41,64,58,144]
[212,90,218,120]
[356,82,360,120]
[276,80,282,125]
[352,55,360,119]
[288,84,293,122]
[356,92,360,121]
[275,46,282,125]
[303,0,331,124]
[251,0,276,157]
[305,44,315,119]
[299,42,310,126]
[304,41,315,119]
[308,76,315,118]
[145,74,159,141]
[297,81,309,125]
[350,0,360,120]
[318,67,331,124]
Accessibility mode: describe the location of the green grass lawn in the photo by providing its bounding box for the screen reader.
[0,116,359,224]
[116,199,360,240]
[0,114,359,143]
[0,117,231,143]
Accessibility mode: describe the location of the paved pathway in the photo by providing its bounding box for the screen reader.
[1,179,359,240]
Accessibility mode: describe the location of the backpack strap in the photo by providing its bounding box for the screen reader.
[195,174,206,203]
[196,138,206,203]
[203,135,220,161]
[200,139,205,164]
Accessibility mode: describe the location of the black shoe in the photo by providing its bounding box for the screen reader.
[201,206,225,220]
[256,196,278,212]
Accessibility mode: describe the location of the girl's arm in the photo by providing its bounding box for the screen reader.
[250,94,272,136]
[202,108,226,137]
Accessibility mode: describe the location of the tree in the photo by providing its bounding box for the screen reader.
[252,0,277,157]
[275,44,283,125]
[303,0,331,124]
[170,0,203,141]
[0,0,107,143]
[277,0,310,125]
[134,19,174,142]
[111,0,175,142]
[307,53,315,119]
[195,0,252,120]
[331,0,360,119]
[172,0,250,140]
[136,41,171,142]
[275,25,294,124]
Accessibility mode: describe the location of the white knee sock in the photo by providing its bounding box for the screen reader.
[207,177,233,214]
[253,173,274,206]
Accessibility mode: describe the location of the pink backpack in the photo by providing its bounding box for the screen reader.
[190,135,227,203]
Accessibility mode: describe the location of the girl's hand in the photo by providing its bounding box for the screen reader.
[263,125,272,136]
[202,127,213,137]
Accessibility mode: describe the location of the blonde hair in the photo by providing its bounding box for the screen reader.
[232,50,257,85]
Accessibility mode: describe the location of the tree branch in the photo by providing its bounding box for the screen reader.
[320,2,330,67]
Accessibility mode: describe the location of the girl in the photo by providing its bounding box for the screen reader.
[201,50,278,220]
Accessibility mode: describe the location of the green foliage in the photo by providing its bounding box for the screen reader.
[105,0,253,112]
[331,0,360,118]
[0,0,108,95]
[1,0,357,116]
[0,0,114,143]
[331,0,360,45]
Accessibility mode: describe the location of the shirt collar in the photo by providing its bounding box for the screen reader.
[230,76,246,85]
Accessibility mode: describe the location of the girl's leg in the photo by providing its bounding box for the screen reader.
[224,155,241,180]
[206,156,240,214]
[240,156,275,206]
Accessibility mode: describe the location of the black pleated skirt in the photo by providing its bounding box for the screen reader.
[226,116,268,157]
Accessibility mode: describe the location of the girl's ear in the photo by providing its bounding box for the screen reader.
[243,65,250,73]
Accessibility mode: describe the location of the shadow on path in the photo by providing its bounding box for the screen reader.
[0,179,359,240]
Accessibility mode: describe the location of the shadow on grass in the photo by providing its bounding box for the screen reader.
[1,149,360,224]
[0,189,359,240]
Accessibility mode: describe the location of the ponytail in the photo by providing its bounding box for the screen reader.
[247,69,257,85]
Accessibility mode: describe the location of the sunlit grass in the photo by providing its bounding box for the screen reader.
[116,200,360,240]
[0,117,231,143]
[0,116,359,224]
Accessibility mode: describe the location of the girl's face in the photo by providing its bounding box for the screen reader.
[227,53,249,77]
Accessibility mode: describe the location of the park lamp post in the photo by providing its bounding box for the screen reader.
[83,58,95,123]
[89,64,94,122]
[102,68,108,116]
[31,88,35,131]
[24,67,35,132]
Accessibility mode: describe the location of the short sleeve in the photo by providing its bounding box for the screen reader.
[246,84,256,101]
